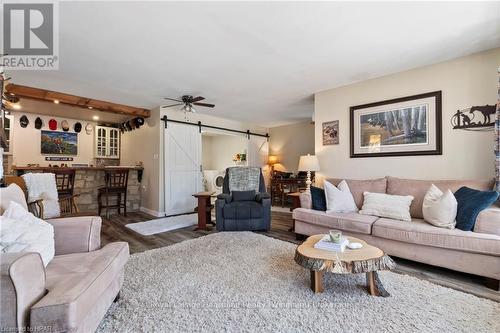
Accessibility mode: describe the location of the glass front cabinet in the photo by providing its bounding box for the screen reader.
[95,126,120,159]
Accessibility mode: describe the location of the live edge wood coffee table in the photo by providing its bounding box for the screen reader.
[295,235,395,296]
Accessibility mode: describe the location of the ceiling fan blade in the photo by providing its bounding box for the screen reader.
[161,103,183,108]
[193,102,215,108]
[163,97,182,102]
[191,96,205,103]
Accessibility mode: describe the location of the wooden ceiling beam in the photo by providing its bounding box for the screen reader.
[5,83,151,118]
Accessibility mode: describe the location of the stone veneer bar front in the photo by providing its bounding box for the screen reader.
[12,166,143,214]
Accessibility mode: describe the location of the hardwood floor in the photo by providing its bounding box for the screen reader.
[101,211,499,302]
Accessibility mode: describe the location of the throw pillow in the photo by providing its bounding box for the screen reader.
[360,192,414,222]
[454,186,499,231]
[422,184,457,229]
[324,180,358,213]
[1,201,55,266]
[232,190,256,202]
[310,186,326,211]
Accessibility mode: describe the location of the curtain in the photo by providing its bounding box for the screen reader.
[496,67,500,191]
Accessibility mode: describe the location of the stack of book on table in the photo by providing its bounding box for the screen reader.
[314,235,349,252]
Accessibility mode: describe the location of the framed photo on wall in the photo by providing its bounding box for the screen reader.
[350,91,442,158]
[41,130,78,155]
[322,120,339,145]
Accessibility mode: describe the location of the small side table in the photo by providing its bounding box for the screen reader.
[193,191,215,231]
[287,192,302,232]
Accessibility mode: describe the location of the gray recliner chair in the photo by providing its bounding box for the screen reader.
[216,167,271,231]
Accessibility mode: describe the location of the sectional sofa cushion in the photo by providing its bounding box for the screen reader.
[386,177,495,219]
[30,242,129,332]
[454,187,499,231]
[372,218,500,256]
[326,178,387,209]
[292,208,378,235]
[310,186,326,211]
[475,206,500,237]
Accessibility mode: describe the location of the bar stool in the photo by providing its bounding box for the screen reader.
[98,169,129,218]
[45,169,79,215]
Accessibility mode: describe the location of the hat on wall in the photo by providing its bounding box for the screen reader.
[19,115,29,128]
[34,117,43,129]
[61,120,70,131]
[48,119,57,130]
[74,122,82,133]
[134,117,145,128]
[85,123,93,135]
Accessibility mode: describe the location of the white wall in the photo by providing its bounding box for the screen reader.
[314,48,500,184]
[10,112,97,166]
[269,121,315,173]
[202,133,248,171]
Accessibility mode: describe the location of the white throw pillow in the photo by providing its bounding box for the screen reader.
[360,192,414,222]
[422,184,457,229]
[1,201,55,266]
[324,180,358,213]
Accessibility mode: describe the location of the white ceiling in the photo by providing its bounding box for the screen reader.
[7,1,500,127]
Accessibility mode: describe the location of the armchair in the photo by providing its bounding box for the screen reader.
[216,167,271,231]
[0,184,129,333]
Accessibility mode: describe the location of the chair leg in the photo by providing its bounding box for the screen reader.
[117,193,121,215]
[123,191,127,216]
[97,193,102,216]
[106,193,109,219]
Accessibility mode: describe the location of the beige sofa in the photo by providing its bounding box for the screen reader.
[293,176,500,289]
[0,184,130,332]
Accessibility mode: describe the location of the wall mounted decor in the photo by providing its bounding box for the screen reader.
[322,120,339,145]
[45,156,74,161]
[350,91,442,158]
[451,105,496,130]
[41,130,78,155]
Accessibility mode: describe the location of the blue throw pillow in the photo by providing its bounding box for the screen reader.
[232,190,256,202]
[454,186,499,231]
[310,186,326,211]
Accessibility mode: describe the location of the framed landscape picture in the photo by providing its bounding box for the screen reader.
[41,130,78,155]
[322,120,339,145]
[350,91,442,158]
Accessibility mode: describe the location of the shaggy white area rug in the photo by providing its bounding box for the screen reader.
[98,232,499,332]
[125,214,197,235]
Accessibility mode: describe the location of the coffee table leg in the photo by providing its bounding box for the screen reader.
[366,271,381,296]
[310,270,324,293]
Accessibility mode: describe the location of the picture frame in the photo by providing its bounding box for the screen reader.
[350,91,442,158]
[322,120,339,145]
[41,130,78,155]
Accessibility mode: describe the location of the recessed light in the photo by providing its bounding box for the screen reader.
[53,99,59,104]
[88,106,93,109]
[12,104,21,110]
[92,115,99,120]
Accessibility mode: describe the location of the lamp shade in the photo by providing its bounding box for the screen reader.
[268,155,278,165]
[298,154,320,172]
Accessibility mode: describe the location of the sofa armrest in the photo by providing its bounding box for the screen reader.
[46,216,101,255]
[255,192,271,202]
[216,193,232,203]
[299,192,312,209]
[0,253,46,331]
[475,206,500,237]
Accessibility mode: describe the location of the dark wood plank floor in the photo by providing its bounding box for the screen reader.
[101,211,499,301]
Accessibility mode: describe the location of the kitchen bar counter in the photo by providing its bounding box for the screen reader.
[12,166,143,214]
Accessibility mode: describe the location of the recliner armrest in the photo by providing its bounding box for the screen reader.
[46,216,101,255]
[0,253,46,331]
[216,193,232,203]
[255,192,271,202]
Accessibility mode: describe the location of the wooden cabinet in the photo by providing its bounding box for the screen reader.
[95,126,120,159]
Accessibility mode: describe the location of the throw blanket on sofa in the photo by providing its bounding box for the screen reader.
[22,173,60,218]
[228,167,260,193]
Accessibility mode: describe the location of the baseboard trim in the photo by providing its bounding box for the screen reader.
[139,206,165,217]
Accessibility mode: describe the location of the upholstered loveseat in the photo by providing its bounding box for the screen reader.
[293,177,500,289]
[0,184,130,332]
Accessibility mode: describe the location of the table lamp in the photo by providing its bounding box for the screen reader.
[298,154,320,192]
[268,155,278,173]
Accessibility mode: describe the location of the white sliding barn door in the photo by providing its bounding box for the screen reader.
[164,122,202,216]
[247,136,269,186]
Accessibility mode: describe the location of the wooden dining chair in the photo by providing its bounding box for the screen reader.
[98,169,129,218]
[46,169,80,215]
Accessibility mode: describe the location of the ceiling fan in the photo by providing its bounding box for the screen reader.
[163,95,215,113]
